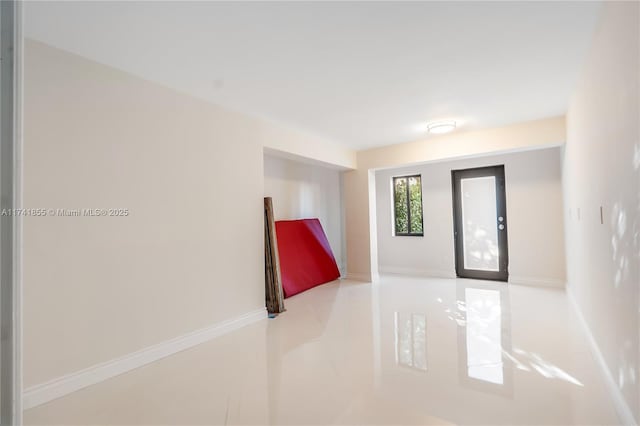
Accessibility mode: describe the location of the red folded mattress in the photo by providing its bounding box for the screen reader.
[275,218,340,298]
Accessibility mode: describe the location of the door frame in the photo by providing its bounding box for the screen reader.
[451,165,509,282]
[1,1,23,424]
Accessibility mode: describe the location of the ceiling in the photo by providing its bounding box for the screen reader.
[25,1,601,150]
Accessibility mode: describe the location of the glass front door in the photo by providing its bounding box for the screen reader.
[452,166,509,281]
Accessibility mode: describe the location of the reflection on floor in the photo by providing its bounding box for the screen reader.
[25,276,621,425]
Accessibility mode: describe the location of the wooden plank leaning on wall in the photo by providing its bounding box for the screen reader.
[264,197,285,314]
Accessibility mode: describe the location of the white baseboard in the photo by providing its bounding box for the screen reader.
[567,289,636,425]
[344,272,372,282]
[508,275,565,288]
[377,268,564,287]
[379,266,456,279]
[23,308,267,410]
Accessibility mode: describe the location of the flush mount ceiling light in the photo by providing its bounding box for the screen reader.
[427,121,457,134]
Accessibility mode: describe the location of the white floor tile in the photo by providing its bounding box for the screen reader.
[25,276,621,425]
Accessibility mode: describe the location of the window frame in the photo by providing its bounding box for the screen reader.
[392,174,424,237]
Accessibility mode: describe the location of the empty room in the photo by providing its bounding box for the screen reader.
[0,0,637,425]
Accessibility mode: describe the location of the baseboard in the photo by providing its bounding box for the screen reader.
[377,268,564,287]
[508,275,565,288]
[344,272,372,282]
[379,266,456,279]
[567,289,637,425]
[23,308,267,410]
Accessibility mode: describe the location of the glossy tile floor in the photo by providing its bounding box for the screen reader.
[25,276,621,425]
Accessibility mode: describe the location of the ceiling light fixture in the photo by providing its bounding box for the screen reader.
[427,121,457,134]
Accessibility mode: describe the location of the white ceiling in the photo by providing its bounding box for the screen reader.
[25,1,601,150]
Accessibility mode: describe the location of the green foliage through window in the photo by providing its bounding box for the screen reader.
[393,175,423,236]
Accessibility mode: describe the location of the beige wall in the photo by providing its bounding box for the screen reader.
[263,154,345,273]
[259,130,356,171]
[376,148,566,286]
[345,116,567,281]
[564,1,640,423]
[23,39,352,388]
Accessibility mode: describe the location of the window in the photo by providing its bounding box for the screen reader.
[393,175,423,236]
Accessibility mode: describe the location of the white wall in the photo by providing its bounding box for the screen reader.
[345,116,567,281]
[563,1,640,423]
[263,154,345,274]
[375,148,566,286]
[23,39,353,390]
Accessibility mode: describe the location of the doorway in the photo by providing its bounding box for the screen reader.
[452,165,509,281]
